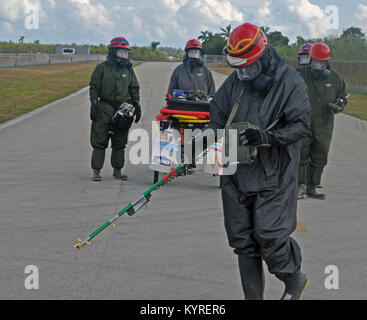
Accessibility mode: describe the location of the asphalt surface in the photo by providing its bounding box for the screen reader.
[0,62,366,300]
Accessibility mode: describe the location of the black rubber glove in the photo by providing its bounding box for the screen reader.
[239,128,274,147]
[328,98,345,114]
[133,101,141,123]
[90,100,99,121]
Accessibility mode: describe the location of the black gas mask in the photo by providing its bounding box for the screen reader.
[310,58,331,79]
[187,58,204,68]
[235,47,273,93]
[108,48,132,67]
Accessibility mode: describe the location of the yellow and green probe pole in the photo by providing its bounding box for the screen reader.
[74,163,184,249]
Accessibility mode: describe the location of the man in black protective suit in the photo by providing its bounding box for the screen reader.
[297,42,347,199]
[167,39,216,96]
[209,22,311,300]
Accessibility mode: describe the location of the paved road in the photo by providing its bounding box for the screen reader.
[0,62,366,300]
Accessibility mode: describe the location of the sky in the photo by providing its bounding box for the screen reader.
[0,0,366,47]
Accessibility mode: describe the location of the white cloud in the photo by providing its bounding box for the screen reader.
[256,0,271,27]
[286,0,327,38]
[47,0,56,8]
[0,0,47,32]
[253,0,330,42]
[0,0,359,47]
[270,25,288,34]
[69,0,89,4]
[355,3,367,32]
[67,0,113,33]
[114,0,245,45]
[355,4,367,24]
[0,0,242,46]
[46,0,244,45]
[0,0,36,22]
[258,1,271,19]
[163,0,183,14]
[1,21,13,33]
[196,0,244,23]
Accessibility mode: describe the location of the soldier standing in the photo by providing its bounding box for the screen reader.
[297,42,347,199]
[89,37,141,181]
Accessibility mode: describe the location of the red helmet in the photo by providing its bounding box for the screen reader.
[310,42,330,60]
[109,37,130,50]
[298,43,313,54]
[225,23,268,68]
[185,39,202,51]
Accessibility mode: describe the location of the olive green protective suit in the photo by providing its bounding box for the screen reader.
[89,59,140,170]
[297,66,346,186]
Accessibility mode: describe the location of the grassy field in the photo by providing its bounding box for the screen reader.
[210,66,367,121]
[0,61,142,124]
[344,92,367,120]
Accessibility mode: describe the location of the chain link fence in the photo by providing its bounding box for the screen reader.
[204,55,367,94]
[0,53,106,68]
[203,54,226,66]
[330,60,367,94]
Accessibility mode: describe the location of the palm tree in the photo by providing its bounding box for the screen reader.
[198,30,209,42]
[18,36,25,43]
[260,26,270,36]
[220,24,232,39]
[151,41,160,50]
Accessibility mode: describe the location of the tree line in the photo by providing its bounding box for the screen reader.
[0,39,183,61]
[1,26,366,61]
[198,25,367,61]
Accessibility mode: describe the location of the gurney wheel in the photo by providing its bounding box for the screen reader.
[153,171,160,184]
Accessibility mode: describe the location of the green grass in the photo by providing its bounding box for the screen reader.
[343,93,367,120]
[0,61,143,124]
[210,66,367,121]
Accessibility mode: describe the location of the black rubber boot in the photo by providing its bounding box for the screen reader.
[238,255,265,300]
[92,169,102,181]
[113,168,128,180]
[281,270,309,300]
[297,184,307,199]
[306,185,325,199]
[187,164,195,174]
